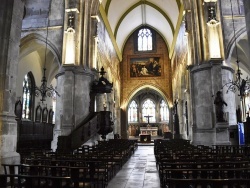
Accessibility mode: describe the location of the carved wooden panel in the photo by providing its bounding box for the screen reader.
[35,105,42,122]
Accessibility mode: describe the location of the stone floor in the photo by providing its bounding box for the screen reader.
[107,146,161,188]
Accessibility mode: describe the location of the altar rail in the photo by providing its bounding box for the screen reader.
[128,123,170,136]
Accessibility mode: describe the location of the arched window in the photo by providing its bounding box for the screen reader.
[52,91,57,123]
[128,100,138,122]
[142,99,156,123]
[22,72,35,120]
[160,100,169,122]
[138,28,153,51]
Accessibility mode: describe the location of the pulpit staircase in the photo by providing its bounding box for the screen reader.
[56,111,113,153]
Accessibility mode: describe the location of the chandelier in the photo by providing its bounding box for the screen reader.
[35,2,60,102]
[222,0,250,100]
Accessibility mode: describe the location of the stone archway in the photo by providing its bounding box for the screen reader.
[121,85,172,139]
[18,33,60,106]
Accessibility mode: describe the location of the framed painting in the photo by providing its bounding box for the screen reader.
[129,56,162,78]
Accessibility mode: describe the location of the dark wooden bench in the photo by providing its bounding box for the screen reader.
[163,178,250,188]
[0,174,72,188]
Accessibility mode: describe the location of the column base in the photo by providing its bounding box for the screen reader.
[0,151,20,173]
[192,122,231,146]
[216,122,230,145]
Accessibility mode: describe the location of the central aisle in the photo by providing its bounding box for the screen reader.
[107,146,161,188]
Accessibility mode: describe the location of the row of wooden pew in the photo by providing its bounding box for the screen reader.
[154,139,250,188]
[1,139,138,188]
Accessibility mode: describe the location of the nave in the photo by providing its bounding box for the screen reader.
[107,145,160,188]
[2,138,250,188]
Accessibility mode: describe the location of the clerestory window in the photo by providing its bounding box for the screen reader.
[137,28,153,51]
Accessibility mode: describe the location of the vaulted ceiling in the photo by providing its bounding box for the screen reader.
[232,35,250,75]
[99,0,183,60]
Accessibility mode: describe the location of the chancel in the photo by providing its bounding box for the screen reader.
[2,0,250,187]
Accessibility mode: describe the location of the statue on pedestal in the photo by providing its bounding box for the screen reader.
[214,91,227,122]
[236,105,242,123]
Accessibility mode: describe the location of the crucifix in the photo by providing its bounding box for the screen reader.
[144,115,153,124]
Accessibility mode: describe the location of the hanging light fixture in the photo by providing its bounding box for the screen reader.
[35,2,60,103]
[222,0,250,100]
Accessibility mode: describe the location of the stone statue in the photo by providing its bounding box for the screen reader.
[246,113,250,123]
[214,91,227,122]
[236,105,242,123]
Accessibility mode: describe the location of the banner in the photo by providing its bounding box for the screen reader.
[238,123,245,145]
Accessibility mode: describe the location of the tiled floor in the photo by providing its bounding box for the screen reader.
[107,146,161,188]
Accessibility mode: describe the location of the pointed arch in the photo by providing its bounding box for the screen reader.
[123,84,172,110]
[128,100,138,122]
[160,99,169,122]
[22,71,36,120]
[20,33,61,66]
[142,98,156,123]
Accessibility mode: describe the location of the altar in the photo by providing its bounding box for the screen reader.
[140,134,151,142]
[140,127,158,136]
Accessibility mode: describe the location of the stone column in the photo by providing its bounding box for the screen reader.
[185,92,192,140]
[0,0,24,170]
[172,100,180,139]
[114,105,121,136]
[243,0,250,55]
[189,61,233,145]
[178,99,185,138]
[120,108,127,139]
[51,66,94,150]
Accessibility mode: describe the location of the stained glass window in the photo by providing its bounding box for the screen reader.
[128,100,138,122]
[142,99,156,123]
[160,100,169,122]
[138,28,153,51]
[22,73,32,119]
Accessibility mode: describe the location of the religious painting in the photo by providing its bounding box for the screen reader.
[129,56,162,77]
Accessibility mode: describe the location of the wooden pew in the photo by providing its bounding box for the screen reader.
[164,178,250,188]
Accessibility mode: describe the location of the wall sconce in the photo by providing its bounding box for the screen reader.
[64,1,79,65]
[205,0,219,26]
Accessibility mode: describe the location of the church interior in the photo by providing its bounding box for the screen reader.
[1,0,250,187]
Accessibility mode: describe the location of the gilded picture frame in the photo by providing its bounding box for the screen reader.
[129,56,163,78]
